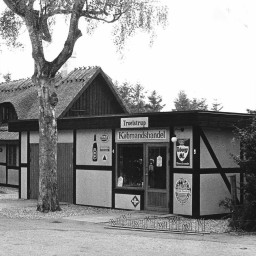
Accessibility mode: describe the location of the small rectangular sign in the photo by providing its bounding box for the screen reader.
[176,139,190,166]
[121,117,148,129]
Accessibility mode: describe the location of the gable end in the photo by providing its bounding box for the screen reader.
[64,74,126,117]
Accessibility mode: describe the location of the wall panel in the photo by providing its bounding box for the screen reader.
[200,173,240,215]
[0,165,6,184]
[21,132,27,164]
[200,128,239,169]
[76,169,112,207]
[21,167,27,199]
[7,169,19,186]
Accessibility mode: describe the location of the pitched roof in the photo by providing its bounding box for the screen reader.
[0,66,128,120]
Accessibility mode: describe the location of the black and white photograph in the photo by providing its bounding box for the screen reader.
[0,0,256,255]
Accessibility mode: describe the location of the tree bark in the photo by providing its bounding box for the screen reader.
[36,77,60,212]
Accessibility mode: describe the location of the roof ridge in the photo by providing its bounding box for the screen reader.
[74,65,100,70]
[0,66,102,91]
[0,77,35,93]
[60,66,100,84]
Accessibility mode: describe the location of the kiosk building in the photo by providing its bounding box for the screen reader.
[1,66,251,218]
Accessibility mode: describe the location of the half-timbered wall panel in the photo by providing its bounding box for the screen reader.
[21,132,27,164]
[0,165,6,184]
[21,167,27,199]
[0,144,6,184]
[0,144,6,162]
[7,169,19,185]
[200,173,240,215]
[64,75,124,117]
[30,131,39,144]
[76,169,112,207]
[200,128,239,169]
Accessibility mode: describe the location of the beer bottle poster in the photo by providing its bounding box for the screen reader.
[176,139,190,166]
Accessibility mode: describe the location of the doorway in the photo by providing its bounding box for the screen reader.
[116,143,169,212]
[145,144,169,211]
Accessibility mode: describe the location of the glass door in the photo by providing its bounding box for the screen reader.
[145,144,169,211]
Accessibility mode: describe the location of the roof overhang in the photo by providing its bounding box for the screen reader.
[8,111,253,132]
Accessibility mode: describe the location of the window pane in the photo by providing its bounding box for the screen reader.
[7,145,18,166]
[117,144,143,188]
[148,147,166,189]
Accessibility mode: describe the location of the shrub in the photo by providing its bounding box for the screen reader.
[225,115,256,231]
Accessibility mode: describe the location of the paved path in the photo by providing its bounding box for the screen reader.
[0,216,256,256]
[1,187,256,255]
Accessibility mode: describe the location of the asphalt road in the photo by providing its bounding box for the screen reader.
[0,216,255,256]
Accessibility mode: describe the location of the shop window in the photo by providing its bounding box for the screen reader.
[117,144,143,188]
[7,145,18,167]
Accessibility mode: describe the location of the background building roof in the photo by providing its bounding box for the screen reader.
[0,66,128,120]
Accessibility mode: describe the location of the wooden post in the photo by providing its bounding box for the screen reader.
[230,175,237,206]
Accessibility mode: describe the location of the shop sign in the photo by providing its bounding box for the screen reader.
[131,195,140,208]
[121,117,148,129]
[176,139,190,166]
[116,129,168,143]
[175,178,191,205]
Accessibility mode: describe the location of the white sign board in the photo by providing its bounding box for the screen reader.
[76,129,112,166]
[121,117,148,128]
[116,129,169,143]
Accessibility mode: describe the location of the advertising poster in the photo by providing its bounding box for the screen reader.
[76,130,112,166]
[176,139,190,166]
[175,178,192,205]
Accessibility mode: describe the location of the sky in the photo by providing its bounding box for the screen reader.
[0,0,256,113]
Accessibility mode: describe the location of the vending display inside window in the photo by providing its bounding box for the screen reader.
[117,144,143,188]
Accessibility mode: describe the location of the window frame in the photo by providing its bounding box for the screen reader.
[116,143,144,189]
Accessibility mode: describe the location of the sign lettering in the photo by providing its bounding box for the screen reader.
[121,117,148,128]
[116,129,169,143]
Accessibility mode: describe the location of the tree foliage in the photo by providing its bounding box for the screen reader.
[115,82,165,113]
[230,115,256,231]
[211,99,223,112]
[3,72,12,82]
[173,90,208,111]
[173,90,224,111]
[146,90,165,112]
[0,8,23,48]
[1,0,168,212]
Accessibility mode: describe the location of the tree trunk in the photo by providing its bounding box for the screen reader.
[36,77,60,212]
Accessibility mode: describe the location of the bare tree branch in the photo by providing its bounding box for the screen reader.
[50,0,86,76]
[3,0,27,17]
